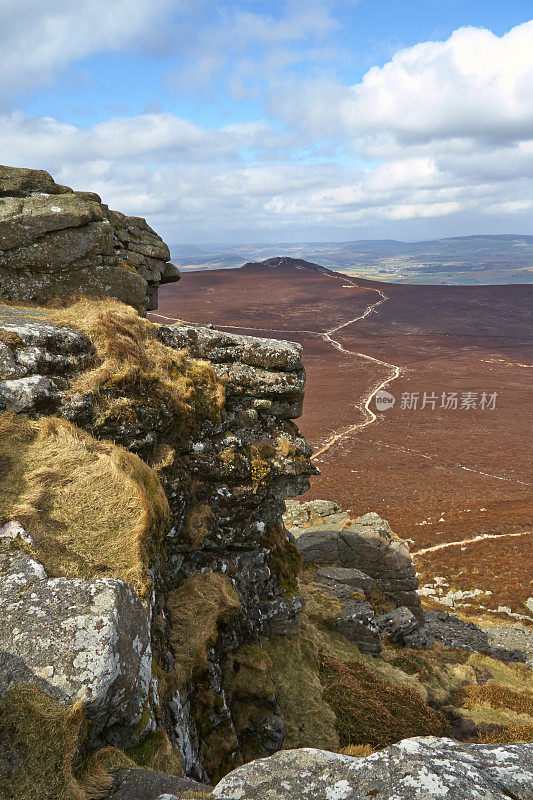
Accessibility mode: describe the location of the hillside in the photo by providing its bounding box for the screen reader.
[153,257,533,622]
[1,169,532,800]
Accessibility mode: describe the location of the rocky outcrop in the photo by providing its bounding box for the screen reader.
[0,295,315,782]
[212,737,533,799]
[285,500,429,651]
[0,165,179,311]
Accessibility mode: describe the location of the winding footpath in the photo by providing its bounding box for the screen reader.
[309,272,401,461]
[412,530,532,557]
[151,266,528,488]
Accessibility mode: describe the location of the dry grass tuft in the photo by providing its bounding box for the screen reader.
[319,652,448,749]
[180,503,214,549]
[47,297,225,437]
[167,572,241,688]
[458,683,533,716]
[126,730,183,776]
[0,686,191,800]
[0,412,170,594]
[340,744,374,757]
[0,685,94,800]
[0,329,23,349]
[477,724,533,744]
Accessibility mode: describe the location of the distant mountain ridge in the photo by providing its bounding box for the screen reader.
[170,234,533,285]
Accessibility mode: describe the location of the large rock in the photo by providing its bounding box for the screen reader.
[103,769,212,800]
[0,522,153,747]
[333,601,382,654]
[212,738,533,799]
[288,505,424,624]
[158,324,306,418]
[0,306,93,413]
[0,164,179,310]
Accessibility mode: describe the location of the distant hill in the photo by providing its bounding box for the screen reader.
[170,234,533,285]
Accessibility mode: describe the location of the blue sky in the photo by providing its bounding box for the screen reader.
[1,1,533,243]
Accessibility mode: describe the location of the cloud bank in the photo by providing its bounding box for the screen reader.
[1,8,532,241]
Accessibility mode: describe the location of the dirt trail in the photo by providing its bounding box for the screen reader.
[151,266,527,488]
[152,267,402,461]
[307,271,402,461]
[412,529,532,557]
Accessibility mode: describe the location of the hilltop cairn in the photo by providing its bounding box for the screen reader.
[0,165,179,310]
[285,499,432,653]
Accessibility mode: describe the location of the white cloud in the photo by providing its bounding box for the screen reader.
[271,20,533,145]
[2,16,533,241]
[1,108,532,241]
[0,0,177,97]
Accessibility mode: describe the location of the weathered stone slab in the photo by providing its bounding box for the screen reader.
[0,525,153,747]
[158,324,307,418]
[0,312,93,413]
[212,737,533,799]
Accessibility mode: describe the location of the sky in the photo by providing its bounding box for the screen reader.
[1,0,533,244]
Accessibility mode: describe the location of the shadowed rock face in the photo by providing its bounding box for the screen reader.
[0,165,179,311]
[212,738,533,800]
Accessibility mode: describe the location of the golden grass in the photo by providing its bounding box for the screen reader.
[0,686,196,800]
[181,504,214,550]
[340,744,374,757]
[319,652,448,749]
[167,573,241,688]
[0,685,101,800]
[458,683,533,716]
[477,724,533,744]
[0,329,23,349]
[47,297,225,439]
[0,412,170,594]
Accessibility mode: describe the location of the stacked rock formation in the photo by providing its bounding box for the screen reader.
[285,499,431,652]
[0,165,179,310]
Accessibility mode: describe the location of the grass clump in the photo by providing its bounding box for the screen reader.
[0,685,105,800]
[0,685,86,800]
[0,412,170,594]
[261,524,302,597]
[319,652,448,749]
[126,730,183,775]
[224,645,276,702]
[47,297,225,441]
[0,686,191,800]
[180,503,214,550]
[263,626,340,751]
[458,683,533,716]
[167,572,241,688]
[340,744,374,757]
